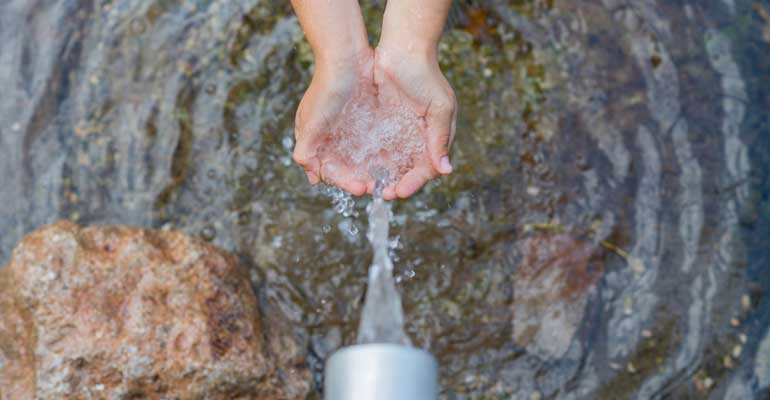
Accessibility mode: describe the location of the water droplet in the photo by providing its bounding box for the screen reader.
[282,136,294,150]
[526,186,541,196]
[322,225,331,234]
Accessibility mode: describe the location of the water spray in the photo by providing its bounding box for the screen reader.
[324,173,439,400]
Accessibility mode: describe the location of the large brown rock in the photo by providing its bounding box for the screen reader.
[0,222,310,400]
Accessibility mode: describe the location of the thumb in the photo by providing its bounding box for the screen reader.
[426,98,456,175]
[293,106,325,181]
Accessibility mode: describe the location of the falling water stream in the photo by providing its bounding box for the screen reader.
[357,180,410,346]
[1,0,770,398]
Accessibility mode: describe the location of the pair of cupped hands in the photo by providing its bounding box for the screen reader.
[292,34,457,200]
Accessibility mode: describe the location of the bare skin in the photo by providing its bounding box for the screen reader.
[291,0,456,200]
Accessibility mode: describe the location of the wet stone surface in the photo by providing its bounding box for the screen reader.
[0,222,309,399]
[0,0,769,398]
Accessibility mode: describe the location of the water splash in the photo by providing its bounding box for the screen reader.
[357,178,411,346]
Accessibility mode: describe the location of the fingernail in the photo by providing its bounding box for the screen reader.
[440,156,453,174]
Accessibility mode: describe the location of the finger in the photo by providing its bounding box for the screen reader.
[448,102,457,148]
[294,143,321,183]
[426,96,457,175]
[293,92,328,177]
[305,170,320,185]
[395,165,436,199]
[292,128,320,169]
[382,185,398,201]
[366,178,376,195]
[321,159,368,196]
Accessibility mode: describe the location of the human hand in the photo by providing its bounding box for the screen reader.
[290,0,455,199]
[292,48,376,196]
[373,45,457,200]
[293,45,455,199]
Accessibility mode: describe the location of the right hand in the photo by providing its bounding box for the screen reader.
[373,45,457,200]
[292,48,375,196]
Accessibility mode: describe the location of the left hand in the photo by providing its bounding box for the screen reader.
[293,48,376,196]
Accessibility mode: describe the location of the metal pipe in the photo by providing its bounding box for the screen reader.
[324,343,438,400]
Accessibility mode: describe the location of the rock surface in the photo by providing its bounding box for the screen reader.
[0,221,310,400]
[512,233,604,359]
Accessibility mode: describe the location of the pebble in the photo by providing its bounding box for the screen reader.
[741,294,751,310]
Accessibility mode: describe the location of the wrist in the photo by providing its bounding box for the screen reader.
[314,36,369,69]
[378,0,449,64]
[377,32,439,65]
[313,46,373,93]
[375,40,438,78]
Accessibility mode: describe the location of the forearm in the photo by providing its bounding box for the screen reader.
[379,0,452,61]
[291,0,369,69]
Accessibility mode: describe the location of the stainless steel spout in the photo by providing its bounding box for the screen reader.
[324,343,438,400]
